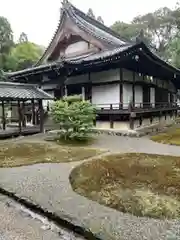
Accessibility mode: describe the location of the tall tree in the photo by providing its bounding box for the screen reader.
[166,36,180,68]
[111,21,151,44]
[6,42,43,71]
[0,16,13,70]
[133,7,176,59]
[18,32,28,43]
[87,8,95,19]
[97,16,104,24]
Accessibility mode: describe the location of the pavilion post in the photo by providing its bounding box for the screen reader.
[82,86,85,100]
[132,72,135,107]
[2,100,6,130]
[17,100,22,133]
[22,101,26,127]
[38,99,44,133]
[31,99,36,125]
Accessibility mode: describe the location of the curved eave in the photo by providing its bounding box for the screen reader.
[35,1,131,66]
[6,62,63,79]
[35,11,67,66]
[7,42,180,89]
[66,5,125,47]
[140,43,180,75]
[71,4,131,44]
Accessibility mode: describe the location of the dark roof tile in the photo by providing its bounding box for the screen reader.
[0,82,54,100]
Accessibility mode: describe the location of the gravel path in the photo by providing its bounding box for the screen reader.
[0,194,61,240]
[0,134,180,240]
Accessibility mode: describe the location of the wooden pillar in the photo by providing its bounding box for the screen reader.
[2,100,6,130]
[132,72,135,107]
[88,72,92,102]
[128,100,135,130]
[82,86,85,101]
[64,85,68,96]
[119,69,123,108]
[38,99,44,133]
[17,100,22,134]
[21,101,26,127]
[32,99,36,125]
[150,115,153,124]
[129,113,135,130]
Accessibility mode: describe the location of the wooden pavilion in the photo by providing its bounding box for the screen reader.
[0,82,53,139]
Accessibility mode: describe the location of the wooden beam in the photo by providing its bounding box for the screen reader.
[38,99,44,133]
[2,100,6,130]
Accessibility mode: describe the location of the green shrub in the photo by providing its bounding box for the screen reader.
[51,95,96,141]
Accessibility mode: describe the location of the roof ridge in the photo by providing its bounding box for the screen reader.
[64,1,131,44]
[36,0,130,66]
[65,5,121,46]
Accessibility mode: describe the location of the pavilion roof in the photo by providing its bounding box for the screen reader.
[0,82,54,100]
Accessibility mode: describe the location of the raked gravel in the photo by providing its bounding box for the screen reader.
[0,134,180,239]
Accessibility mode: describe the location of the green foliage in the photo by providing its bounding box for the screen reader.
[6,42,43,71]
[0,69,6,81]
[0,16,44,72]
[0,17,13,54]
[166,37,180,68]
[0,16,13,70]
[111,6,180,62]
[51,95,96,141]
[133,7,176,59]
[111,21,145,41]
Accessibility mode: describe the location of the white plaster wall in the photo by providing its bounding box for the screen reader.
[142,118,151,126]
[122,69,133,82]
[96,121,110,129]
[123,83,133,109]
[43,90,54,110]
[41,84,58,90]
[65,41,88,56]
[114,121,130,130]
[66,74,89,85]
[150,87,155,108]
[134,72,143,82]
[91,69,119,83]
[92,84,120,108]
[134,119,140,129]
[135,85,143,107]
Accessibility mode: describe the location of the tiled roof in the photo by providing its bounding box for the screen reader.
[36,1,130,65]
[7,45,134,78]
[65,2,128,47]
[0,82,54,100]
[67,44,133,63]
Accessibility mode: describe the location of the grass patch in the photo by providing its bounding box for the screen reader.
[0,142,101,167]
[151,127,180,146]
[70,153,180,219]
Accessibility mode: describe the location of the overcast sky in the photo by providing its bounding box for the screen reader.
[0,0,178,46]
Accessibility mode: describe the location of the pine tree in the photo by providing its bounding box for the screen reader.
[87,8,95,19]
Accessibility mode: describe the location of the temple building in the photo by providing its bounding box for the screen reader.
[7,0,180,131]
